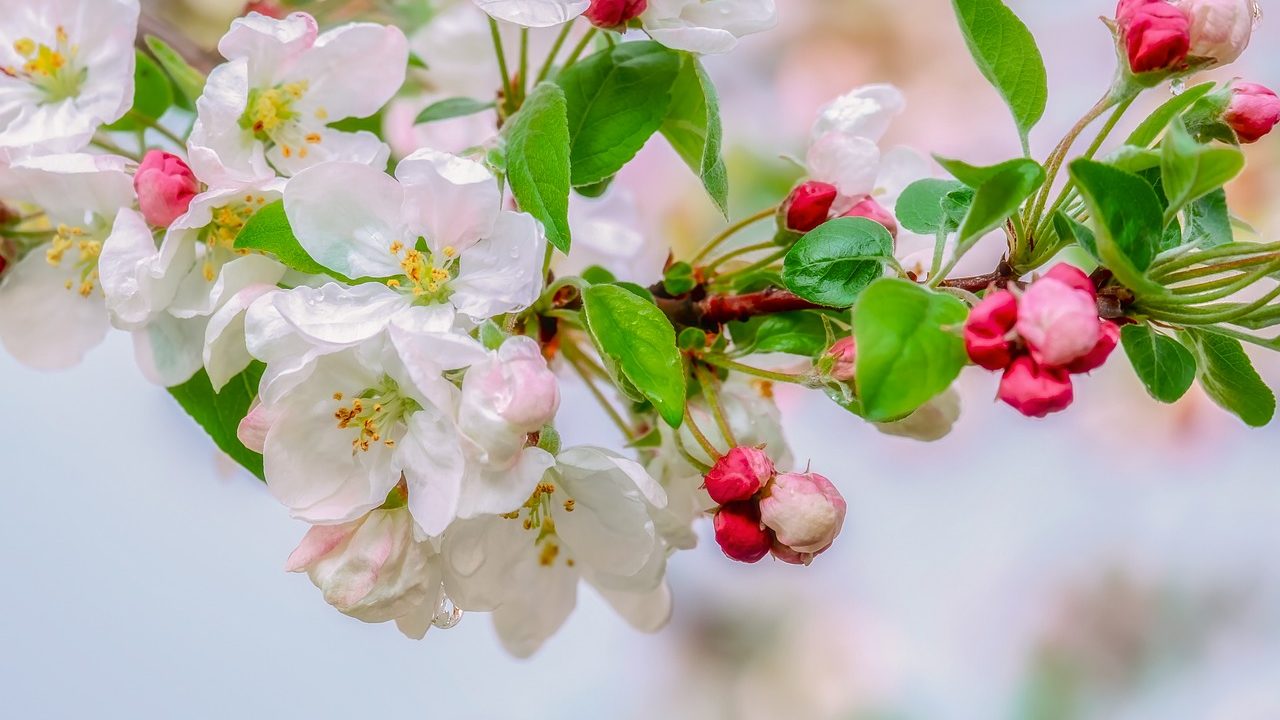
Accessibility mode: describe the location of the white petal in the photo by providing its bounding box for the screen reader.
[440,516,525,611]
[264,128,390,178]
[491,555,578,657]
[284,162,405,279]
[132,313,207,387]
[551,449,658,577]
[450,210,546,321]
[5,153,133,225]
[590,578,673,633]
[99,209,180,330]
[170,253,286,319]
[188,60,275,186]
[399,409,466,537]
[218,11,319,85]
[810,83,906,144]
[396,148,499,257]
[642,0,776,53]
[455,447,555,518]
[204,283,277,391]
[288,23,409,120]
[272,281,409,346]
[387,305,487,371]
[877,145,930,201]
[806,132,880,199]
[472,0,589,28]
[0,252,107,369]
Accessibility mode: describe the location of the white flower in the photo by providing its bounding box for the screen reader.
[188,12,408,184]
[100,177,288,387]
[286,506,445,639]
[0,0,139,156]
[442,447,671,657]
[471,0,590,28]
[554,189,666,285]
[283,149,546,324]
[641,0,777,54]
[873,387,961,442]
[805,84,924,204]
[0,153,133,368]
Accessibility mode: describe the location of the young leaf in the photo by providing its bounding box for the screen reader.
[663,261,697,296]
[951,0,1048,149]
[937,156,1045,245]
[104,51,174,131]
[1183,189,1232,247]
[1053,211,1099,261]
[729,311,831,357]
[560,41,681,187]
[1120,324,1196,403]
[234,200,342,279]
[581,284,686,427]
[168,364,266,480]
[1182,328,1276,427]
[896,178,967,234]
[1160,119,1244,224]
[144,35,206,107]
[505,82,572,254]
[1068,159,1165,294]
[782,217,894,307]
[853,278,968,422]
[1125,82,1214,147]
[415,97,496,124]
[660,53,729,215]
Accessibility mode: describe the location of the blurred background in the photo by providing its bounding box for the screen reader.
[4,1,1280,718]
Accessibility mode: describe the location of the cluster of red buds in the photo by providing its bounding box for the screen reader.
[707,447,847,565]
[780,180,899,238]
[965,265,1120,418]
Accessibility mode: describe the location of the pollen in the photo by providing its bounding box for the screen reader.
[305,133,322,144]
[563,499,575,512]
[333,392,344,401]
[538,542,560,567]
[202,261,215,282]
[389,241,404,254]
[14,38,35,57]
[442,245,457,258]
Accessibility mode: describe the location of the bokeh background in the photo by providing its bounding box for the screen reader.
[4,1,1280,718]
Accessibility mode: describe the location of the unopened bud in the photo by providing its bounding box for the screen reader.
[584,0,647,28]
[782,181,838,233]
[134,150,199,228]
[713,502,773,563]
[704,446,775,504]
[1173,0,1254,65]
[759,472,846,556]
[998,356,1074,418]
[1224,82,1280,143]
[964,290,1018,371]
[1116,0,1192,74]
[842,196,898,239]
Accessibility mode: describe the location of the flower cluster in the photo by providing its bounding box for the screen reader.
[965,265,1120,418]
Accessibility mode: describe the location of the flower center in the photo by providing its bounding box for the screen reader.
[501,480,578,567]
[199,195,265,280]
[45,224,101,297]
[5,28,86,101]
[332,378,421,454]
[238,81,327,160]
[386,241,458,302]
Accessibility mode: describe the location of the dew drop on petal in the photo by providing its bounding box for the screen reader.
[431,593,464,629]
[1171,78,1186,95]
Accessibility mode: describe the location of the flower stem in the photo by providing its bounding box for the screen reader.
[703,240,777,273]
[560,27,598,72]
[91,135,140,161]
[692,206,776,264]
[129,110,185,147]
[535,21,576,83]
[489,18,515,114]
[517,28,530,103]
[683,405,722,461]
[694,364,737,447]
[700,354,810,385]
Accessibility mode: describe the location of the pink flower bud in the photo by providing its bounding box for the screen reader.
[998,356,1074,418]
[759,472,846,556]
[826,336,856,382]
[1173,0,1254,65]
[134,150,199,228]
[1016,274,1101,368]
[713,502,773,563]
[964,290,1019,371]
[1117,0,1192,74]
[783,181,838,233]
[704,446,775,504]
[1043,263,1097,298]
[1065,320,1121,374]
[463,336,559,433]
[842,196,898,238]
[1225,82,1280,143]
[584,0,647,28]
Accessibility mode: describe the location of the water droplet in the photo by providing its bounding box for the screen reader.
[1171,77,1186,96]
[431,594,463,629]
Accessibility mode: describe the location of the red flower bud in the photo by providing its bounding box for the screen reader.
[1117,0,1192,74]
[1225,82,1280,143]
[783,181,837,233]
[134,150,199,228]
[1043,263,1097,299]
[1065,320,1121,374]
[713,502,773,564]
[998,356,1074,418]
[842,196,898,239]
[964,290,1018,371]
[704,446,774,504]
[826,336,857,382]
[584,0,647,28]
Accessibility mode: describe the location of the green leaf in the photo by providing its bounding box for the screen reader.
[1120,324,1196,403]
[144,35,206,108]
[782,218,894,307]
[234,200,340,278]
[1053,211,1099,261]
[1068,159,1165,294]
[1160,119,1244,224]
[581,284,686,427]
[950,0,1048,148]
[415,97,496,125]
[505,82,572,254]
[105,50,174,131]
[660,53,729,215]
[853,278,968,422]
[896,179,967,234]
[729,311,831,357]
[663,261,697,296]
[168,364,266,480]
[560,41,681,187]
[574,176,615,198]
[937,156,1045,245]
[1182,328,1276,427]
[1183,189,1232,248]
[1125,82,1214,147]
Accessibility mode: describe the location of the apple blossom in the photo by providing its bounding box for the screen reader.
[713,501,772,563]
[842,196,898,238]
[759,471,846,558]
[998,356,1075,418]
[1172,0,1255,65]
[964,289,1018,371]
[472,0,591,28]
[1224,82,1280,143]
[0,0,139,156]
[287,506,445,639]
[1116,0,1191,74]
[1065,320,1122,375]
[586,0,648,28]
[133,151,199,228]
[704,446,774,504]
[188,11,407,184]
[1016,269,1102,368]
[640,0,777,54]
